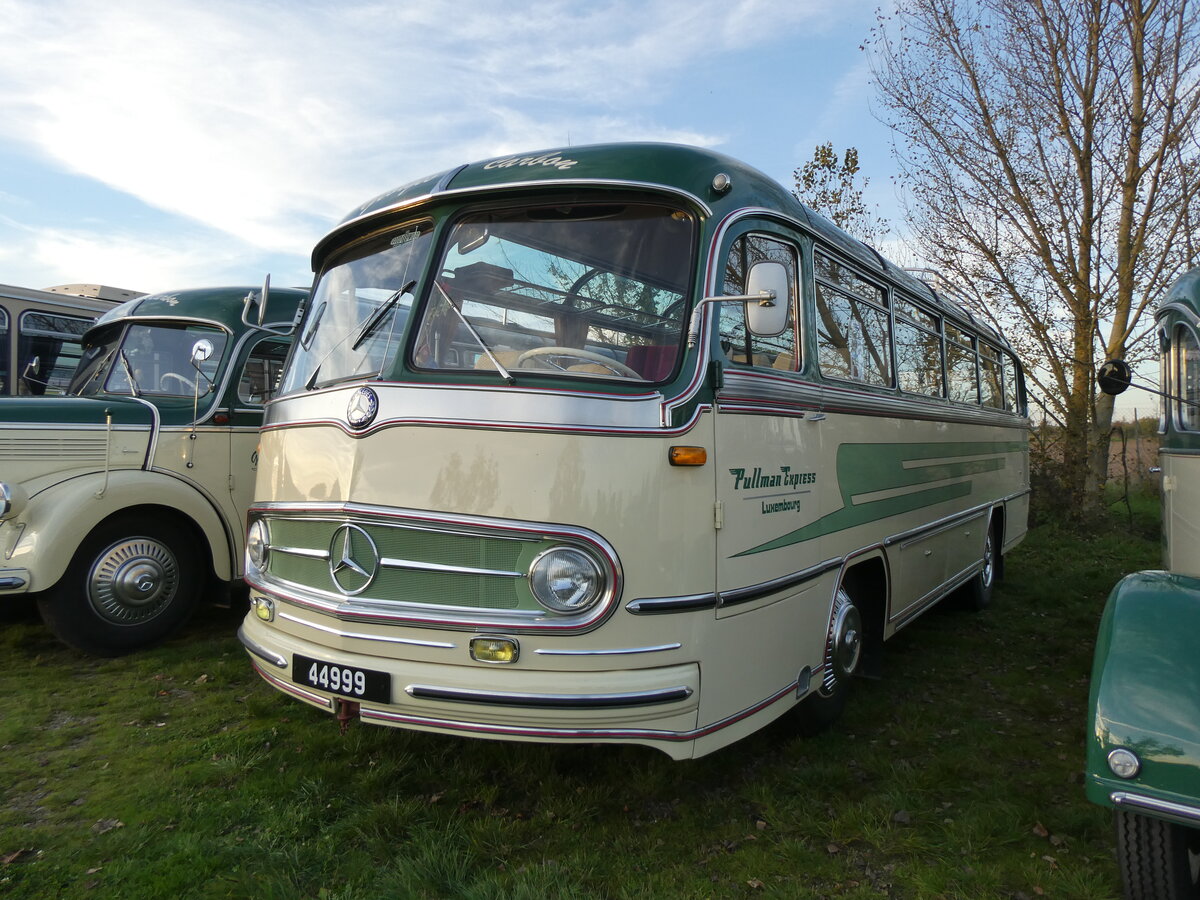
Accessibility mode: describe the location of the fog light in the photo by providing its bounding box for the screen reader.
[253,596,275,622]
[470,636,519,664]
[1108,748,1141,779]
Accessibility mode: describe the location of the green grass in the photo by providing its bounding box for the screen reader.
[0,508,1160,899]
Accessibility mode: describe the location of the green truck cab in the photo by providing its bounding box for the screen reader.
[0,285,305,654]
[1087,266,1200,898]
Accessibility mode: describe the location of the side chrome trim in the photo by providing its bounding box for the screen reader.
[719,557,842,608]
[406,683,693,709]
[1111,791,1200,827]
[884,500,993,548]
[0,575,28,590]
[276,610,456,649]
[534,642,682,657]
[625,593,718,615]
[238,625,287,667]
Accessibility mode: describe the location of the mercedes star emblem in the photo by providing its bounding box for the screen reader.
[328,524,380,595]
[346,386,379,429]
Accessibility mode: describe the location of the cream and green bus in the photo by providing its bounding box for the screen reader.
[239,143,1029,758]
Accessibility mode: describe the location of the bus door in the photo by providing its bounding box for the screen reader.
[708,230,829,703]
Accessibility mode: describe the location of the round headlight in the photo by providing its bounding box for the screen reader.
[528,546,604,614]
[1107,747,1141,780]
[246,519,269,570]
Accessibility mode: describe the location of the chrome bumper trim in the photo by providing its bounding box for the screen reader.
[406,683,693,709]
[237,624,288,668]
[1111,791,1200,827]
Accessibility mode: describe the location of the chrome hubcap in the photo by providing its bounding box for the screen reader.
[87,538,179,625]
[820,589,862,696]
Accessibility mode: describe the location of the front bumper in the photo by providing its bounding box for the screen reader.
[239,611,702,757]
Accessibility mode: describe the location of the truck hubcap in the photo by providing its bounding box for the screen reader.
[88,538,179,624]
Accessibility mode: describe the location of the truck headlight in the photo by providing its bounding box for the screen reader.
[528,546,605,614]
[246,518,269,570]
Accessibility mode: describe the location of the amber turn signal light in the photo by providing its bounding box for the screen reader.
[668,446,707,466]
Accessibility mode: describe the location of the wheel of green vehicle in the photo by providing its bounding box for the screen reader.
[1115,809,1200,900]
[38,513,202,656]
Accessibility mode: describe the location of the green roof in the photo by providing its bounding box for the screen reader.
[91,286,308,336]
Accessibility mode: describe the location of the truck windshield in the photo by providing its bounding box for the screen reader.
[412,203,693,383]
[68,323,228,397]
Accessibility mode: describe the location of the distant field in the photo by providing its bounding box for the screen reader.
[0,500,1159,899]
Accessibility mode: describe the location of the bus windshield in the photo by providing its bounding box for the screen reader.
[413,203,693,383]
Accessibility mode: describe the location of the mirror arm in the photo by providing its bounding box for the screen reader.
[687,291,776,347]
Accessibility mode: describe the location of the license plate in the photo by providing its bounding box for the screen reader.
[293,655,390,704]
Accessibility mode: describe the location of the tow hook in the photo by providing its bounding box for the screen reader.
[335,699,360,734]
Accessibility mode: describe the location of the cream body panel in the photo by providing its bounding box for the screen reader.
[3,469,234,591]
[1162,452,1200,577]
[0,424,149,487]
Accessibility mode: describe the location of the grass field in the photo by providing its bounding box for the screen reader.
[0,499,1160,899]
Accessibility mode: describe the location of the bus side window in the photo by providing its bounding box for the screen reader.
[0,306,8,395]
[814,252,892,386]
[238,337,291,406]
[17,310,92,396]
[718,234,798,370]
[1177,324,1200,430]
[945,323,979,404]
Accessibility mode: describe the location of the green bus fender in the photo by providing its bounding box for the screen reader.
[1086,570,1200,812]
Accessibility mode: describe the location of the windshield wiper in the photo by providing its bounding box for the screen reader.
[434,281,515,384]
[352,280,415,351]
[118,350,142,397]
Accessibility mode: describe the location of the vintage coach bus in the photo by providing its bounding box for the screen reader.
[239,143,1030,759]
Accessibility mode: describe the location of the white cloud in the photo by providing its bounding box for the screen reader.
[0,0,872,291]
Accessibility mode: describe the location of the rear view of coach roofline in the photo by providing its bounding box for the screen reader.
[241,142,1029,759]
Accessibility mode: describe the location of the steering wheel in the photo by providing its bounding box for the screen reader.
[158,372,197,394]
[515,346,640,379]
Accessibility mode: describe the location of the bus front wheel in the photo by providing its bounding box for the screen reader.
[38,515,202,656]
[792,587,862,736]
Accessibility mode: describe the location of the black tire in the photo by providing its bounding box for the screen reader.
[38,514,202,655]
[963,521,999,611]
[1115,809,1200,900]
[792,587,862,736]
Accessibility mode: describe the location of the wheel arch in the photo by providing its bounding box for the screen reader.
[838,551,887,679]
[11,470,236,593]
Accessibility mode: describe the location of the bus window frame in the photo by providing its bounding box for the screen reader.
[813,248,894,389]
[717,229,802,372]
[1173,320,1200,431]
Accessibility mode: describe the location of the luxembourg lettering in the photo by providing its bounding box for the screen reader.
[484,152,579,171]
[728,466,818,516]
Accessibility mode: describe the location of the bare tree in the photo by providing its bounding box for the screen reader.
[869,0,1200,511]
[793,143,891,245]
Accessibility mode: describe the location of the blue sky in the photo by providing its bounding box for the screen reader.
[0,0,899,294]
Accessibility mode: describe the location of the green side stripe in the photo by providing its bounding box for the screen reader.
[732,441,1024,558]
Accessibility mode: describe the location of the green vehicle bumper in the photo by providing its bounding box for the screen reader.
[1086,570,1200,827]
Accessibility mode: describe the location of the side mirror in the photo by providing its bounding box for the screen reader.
[1097,359,1132,396]
[23,355,41,377]
[744,262,790,337]
[190,339,216,368]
